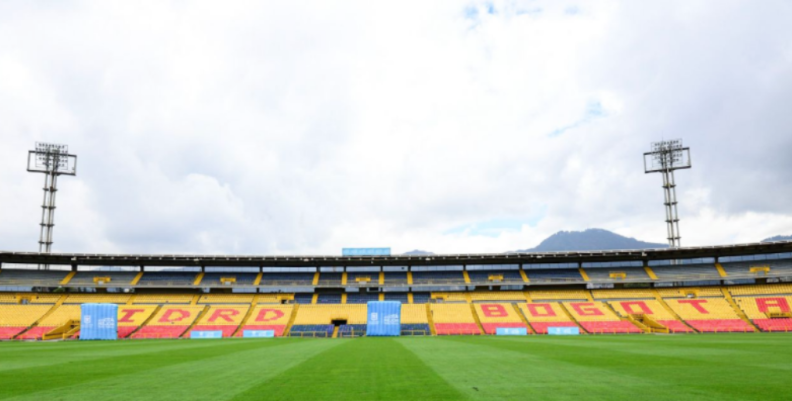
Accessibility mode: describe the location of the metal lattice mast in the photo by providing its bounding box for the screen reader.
[644,140,691,248]
[27,143,77,264]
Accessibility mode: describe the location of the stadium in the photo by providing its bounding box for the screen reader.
[3,2,792,400]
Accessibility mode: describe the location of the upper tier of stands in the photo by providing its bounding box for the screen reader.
[467,270,524,284]
[68,271,137,286]
[585,267,650,282]
[652,264,720,282]
[524,269,583,284]
[0,270,69,287]
[136,272,197,287]
[411,271,465,285]
[201,273,258,287]
[259,273,314,286]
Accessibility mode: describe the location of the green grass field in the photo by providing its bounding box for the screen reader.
[1,334,791,400]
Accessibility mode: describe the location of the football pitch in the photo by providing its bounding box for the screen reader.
[1,334,790,401]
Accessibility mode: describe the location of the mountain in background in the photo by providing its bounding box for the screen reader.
[762,235,792,243]
[402,250,435,256]
[515,228,668,252]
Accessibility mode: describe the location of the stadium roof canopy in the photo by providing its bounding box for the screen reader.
[1,241,791,268]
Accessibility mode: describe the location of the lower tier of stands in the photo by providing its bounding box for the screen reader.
[481,322,529,335]
[579,321,642,334]
[684,319,754,333]
[289,325,334,338]
[131,326,190,339]
[752,319,792,332]
[434,323,481,335]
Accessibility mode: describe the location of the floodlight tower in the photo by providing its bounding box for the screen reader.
[26,143,77,262]
[643,139,691,248]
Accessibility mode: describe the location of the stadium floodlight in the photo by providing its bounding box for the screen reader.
[643,139,691,248]
[26,142,77,266]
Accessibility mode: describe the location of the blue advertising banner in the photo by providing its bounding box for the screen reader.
[366,301,401,336]
[190,330,223,339]
[342,248,391,256]
[80,303,118,341]
[495,327,528,336]
[548,327,580,335]
[243,330,275,338]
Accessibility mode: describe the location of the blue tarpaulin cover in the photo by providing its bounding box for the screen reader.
[366,301,401,336]
[80,303,118,340]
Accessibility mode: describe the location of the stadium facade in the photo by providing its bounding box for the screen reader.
[1,241,792,340]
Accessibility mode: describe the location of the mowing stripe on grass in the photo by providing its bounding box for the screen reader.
[0,339,308,399]
[230,338,467,401]
[409,335,792,401]
[1,339,339,401]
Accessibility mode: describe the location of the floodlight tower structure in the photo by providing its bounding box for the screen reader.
[26,143,77,264]
[643,139,691,249]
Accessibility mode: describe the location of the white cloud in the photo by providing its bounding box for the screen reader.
[0,0,790,255]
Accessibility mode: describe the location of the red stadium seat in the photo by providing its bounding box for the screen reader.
[480,322,529,335]
[16,327,54,340]
[579,321,642,334]
[0,327,26,340]
[131,325,189,339]
[434,323,481,335]
[685,319,753,333]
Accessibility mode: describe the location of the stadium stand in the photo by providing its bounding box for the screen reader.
[430,304,481,335]
[117,306,158,338]
[317,293,343,304]
[347,272,378,285]
[729,284,792,296]
[201,273,258,287]
[529,289,589,301]
[0,305,52,339]
[585,268,651,282]
[131,306,205,339]
[591,289,655,299]
[518,302,579,334]
[236,305,293,337]
[67,271,138,286]
[317,273,343,286]
[64,294,131,304]
[383,272,408,285]
[607,299,693,333]
[651,264,720,282]
[655,287,724,298]
[20,293,62,304]
[474,303,530,334]
[0,269,69,287]
[524,269,583,283]
[411,271,465,285]
[383,293,409,303]
[134,293,193,304]
[136,272,197,287]
[469,291,527,302]
[562,302,642,334]
[197,294,255,304]
[259,273,314,286]
[187,305,249,337]
[412,292,431,304]
[466,270,524,284]
[665,298,754,332]
[338,324,367,337]
[290,304,367,337]
[0,293,16,304]
[734,296,792,332]
[401,304,430,335]
[294,293,314,304]
[17,305,81,340]
[345,292,380,304]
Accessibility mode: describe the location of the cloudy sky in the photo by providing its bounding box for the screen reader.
[1,1,791,256]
